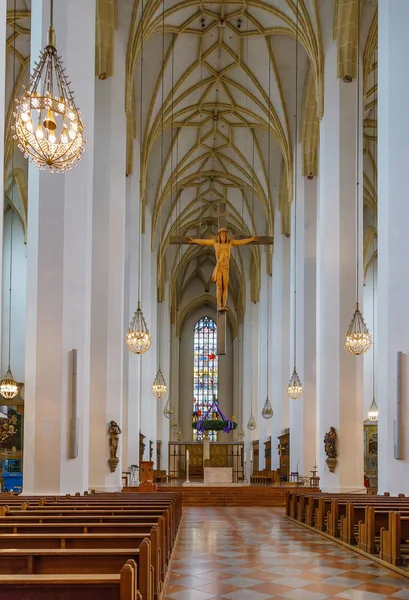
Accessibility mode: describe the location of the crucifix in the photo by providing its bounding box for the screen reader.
[170,202,274,354]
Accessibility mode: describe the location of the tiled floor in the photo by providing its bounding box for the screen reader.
[165,507,409,600]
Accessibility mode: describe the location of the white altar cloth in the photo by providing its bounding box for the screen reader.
[204,466,233,483]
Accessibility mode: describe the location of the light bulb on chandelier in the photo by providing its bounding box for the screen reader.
[287,367,303,399]
[125,302,151,354]
[13,0,85,173]
[152,367,167,399]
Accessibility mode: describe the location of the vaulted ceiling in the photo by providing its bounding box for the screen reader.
[3,0,378,317]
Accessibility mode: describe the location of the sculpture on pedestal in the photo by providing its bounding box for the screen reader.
[324,426,337,472]
[108,420,121,473]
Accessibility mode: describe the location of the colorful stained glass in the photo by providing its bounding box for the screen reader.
[193,316,218,441]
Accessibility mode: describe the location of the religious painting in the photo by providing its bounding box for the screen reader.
[193,317,218,441]
[0,409,22,454]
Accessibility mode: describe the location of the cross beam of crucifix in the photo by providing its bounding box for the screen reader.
[170,202,274,354]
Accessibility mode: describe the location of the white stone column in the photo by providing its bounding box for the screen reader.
[89,29,126,492]
[122,153,141,472]
[157,284,170,470]
[290,145,317,476]
[271,213,291,469]
[23,0,95,495]
[377,0,409,495]
[258,261,268,470]
[316,42,364,492]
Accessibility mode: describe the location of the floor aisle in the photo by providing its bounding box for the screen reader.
[165,507,409,600]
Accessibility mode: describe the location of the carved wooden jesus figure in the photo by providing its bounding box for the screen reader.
[186,228,258,311]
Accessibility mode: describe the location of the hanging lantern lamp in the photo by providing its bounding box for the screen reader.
[287,367,303,400]
[14,0,85,172]
[152,367,167,399]
[261,396,273,419]
[368,398,379,422]
[126,302,151,354]
[345,303,372,355]
[0,367,18,400]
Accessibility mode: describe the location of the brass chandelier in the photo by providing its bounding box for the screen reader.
[163,397,175,419]
[1,16,19,402]
[344,6,371,356]
[152,367,167,399]
[125,0,151,355]
[368,398,378,422]
[261,397,273,420]
[126,302,151,354]
[287,0,303,400]
[14,0,85,173]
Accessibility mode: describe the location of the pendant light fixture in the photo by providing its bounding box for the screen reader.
[14,0,85,172]
[344,4,371,356]
[125,0,151,355]
[1,8,18,401]
[368,109,378,423]
[163,397,175,419]
[262,58,273,420]
[152,2,168,398]
[247,308,256,430]
[287,0,303,400]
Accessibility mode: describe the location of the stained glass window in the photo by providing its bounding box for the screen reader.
[193,316,218,441]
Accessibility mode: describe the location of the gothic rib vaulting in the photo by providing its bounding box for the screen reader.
[7,0,409,501]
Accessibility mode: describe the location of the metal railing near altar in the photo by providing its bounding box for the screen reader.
[168,441,245,483]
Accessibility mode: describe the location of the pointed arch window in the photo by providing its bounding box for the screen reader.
[193,316,218,442]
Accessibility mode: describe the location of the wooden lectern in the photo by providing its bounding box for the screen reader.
[139,460,157,492]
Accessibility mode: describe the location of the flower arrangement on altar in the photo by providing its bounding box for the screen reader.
[192,399,237,433]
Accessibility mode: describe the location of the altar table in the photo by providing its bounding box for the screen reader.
[204,466,233,484]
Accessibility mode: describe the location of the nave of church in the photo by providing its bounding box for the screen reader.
[1,0,409,597]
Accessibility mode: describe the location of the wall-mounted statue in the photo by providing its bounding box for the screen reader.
[108,420,121,473]
[324,426,337,472]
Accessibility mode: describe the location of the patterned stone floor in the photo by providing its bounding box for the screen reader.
[164,507,409,600]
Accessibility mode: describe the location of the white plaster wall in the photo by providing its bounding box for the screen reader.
[363,261,377,423]
[179,305,233,442]
[2,212,26,382]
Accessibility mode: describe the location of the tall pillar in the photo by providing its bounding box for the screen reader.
[122,151,141,472]
[377,0,409,495]
[23,0,95,494]
[271,212,291,469]
[89,29,126,492]
[316,43,363,492]
[258,261,268,470]
[290,145,317,476]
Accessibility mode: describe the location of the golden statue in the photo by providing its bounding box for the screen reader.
[187,228,258,311]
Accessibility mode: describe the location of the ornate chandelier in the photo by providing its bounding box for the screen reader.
[126,302,151,354]
[287,367,303,399]
[368,398,378,422]
[14,0,85,173]
[152,367,167,399]
[0,367,18,400]
[261,396,273,419]
[247,412,256,431]
[163,398,174,419]
[345,303,371,355]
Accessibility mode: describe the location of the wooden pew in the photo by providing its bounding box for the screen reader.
[0,559,141,600]
[0,560,141,600]
[0,542,152,600]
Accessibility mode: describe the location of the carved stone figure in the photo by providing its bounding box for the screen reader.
[187,228,258,311]
[108,420,121,472]
[324,427,337,458]
[324,426,337,473]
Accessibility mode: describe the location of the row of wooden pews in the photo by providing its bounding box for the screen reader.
[286,490,409,571]
[0,490,182,600]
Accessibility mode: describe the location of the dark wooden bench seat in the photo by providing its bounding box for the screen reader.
[0,559,141,600]
[0,545,151,599]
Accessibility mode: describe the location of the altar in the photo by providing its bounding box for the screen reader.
[204,466,232,484]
